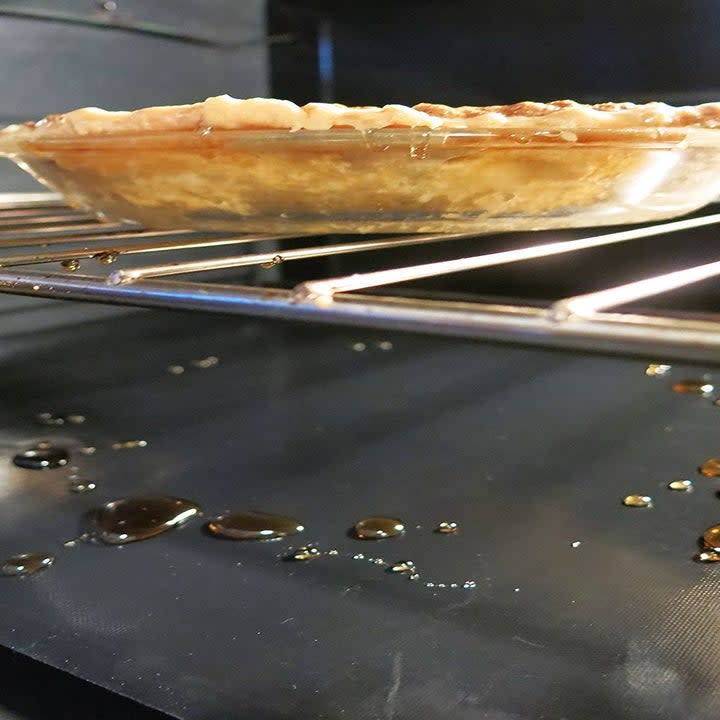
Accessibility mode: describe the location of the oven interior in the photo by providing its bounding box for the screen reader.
[1,3,720,720]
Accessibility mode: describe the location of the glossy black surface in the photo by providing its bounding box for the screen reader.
[0,300,720,719]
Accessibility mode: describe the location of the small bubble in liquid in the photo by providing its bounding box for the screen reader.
[695,550,720,563]
[435,521,459,534]
[622,494,653,508]
[69,480,96,493]
[96,251,118,265]
[2,552,54,577]
[79,446,96,456]
[388,560,416,574]
[354,516,405,540]
[672,379,714,395]
[206,511,304,540]
[111,440,147,450]
[351,342,366,352]
[668,479,693,492]
[190,356,219,369]
[700,458,720,477]
[646,364,671,377]
[60,259,80,272]
[13,446,69,470]
[288,545,321,561]
[167,365,185,375]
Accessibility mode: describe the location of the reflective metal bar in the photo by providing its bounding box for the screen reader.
[0,269,719,362]
[108,232,479,284]
[0,212,96,228]
[0,234,303,268]
[0,222,136,242]
[2,194,720,363]
[0,207,89,221]
[0,228,195,250]
[0,193,65,209]
[554,259,720,317]
[295,214,720,299]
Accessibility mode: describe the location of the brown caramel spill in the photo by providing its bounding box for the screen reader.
[354,517,405,540]
[2,552,55,576]
[700,458,720,478]
[672,379,713,395]
[435,521,459,534]
[207,511,304,540]
[703,525,720,552]
[288,545,321,561]
[622,494,653,508]
[668,479,693,492]
[388,560,416,574]
[645,364,671,377]
[90,496,200,544]
[13,446,69,470]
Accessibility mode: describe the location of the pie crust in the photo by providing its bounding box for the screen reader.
[4,96,720,137]
[2,96,720,233]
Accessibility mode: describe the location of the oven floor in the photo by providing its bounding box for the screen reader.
[0,300,718,720]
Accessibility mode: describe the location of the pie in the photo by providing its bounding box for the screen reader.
[2,95,720,233]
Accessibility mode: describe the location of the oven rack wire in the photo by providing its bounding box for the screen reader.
[1,192,720,362]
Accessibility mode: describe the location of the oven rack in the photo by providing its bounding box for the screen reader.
[1,192,720,362]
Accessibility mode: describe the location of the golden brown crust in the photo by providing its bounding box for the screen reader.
[414,99,720,126]
[2,96,720,145]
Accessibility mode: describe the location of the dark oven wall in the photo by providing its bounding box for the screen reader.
[0,0,268,190]
[269,0,720,106]
[268,0,720,308]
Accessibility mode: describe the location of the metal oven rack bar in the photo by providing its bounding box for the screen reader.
[1,193,720,362]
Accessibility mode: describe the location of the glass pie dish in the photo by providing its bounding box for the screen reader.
[2,122,720,234]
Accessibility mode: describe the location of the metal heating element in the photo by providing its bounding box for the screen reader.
[2,192,720,362]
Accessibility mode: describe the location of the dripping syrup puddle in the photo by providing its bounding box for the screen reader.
[206,511,304,541]
[671,378,714,395]
[13,445,69,470]
[2,552,55,576]
[86,496,201,545]
[353,516,405,540]
[3,475,480,587]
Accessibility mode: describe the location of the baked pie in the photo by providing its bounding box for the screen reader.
[2,95,720,233]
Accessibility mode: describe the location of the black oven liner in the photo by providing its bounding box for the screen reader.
[0,302,719,720]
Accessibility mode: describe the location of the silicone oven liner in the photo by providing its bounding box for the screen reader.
[0,302,719,719]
